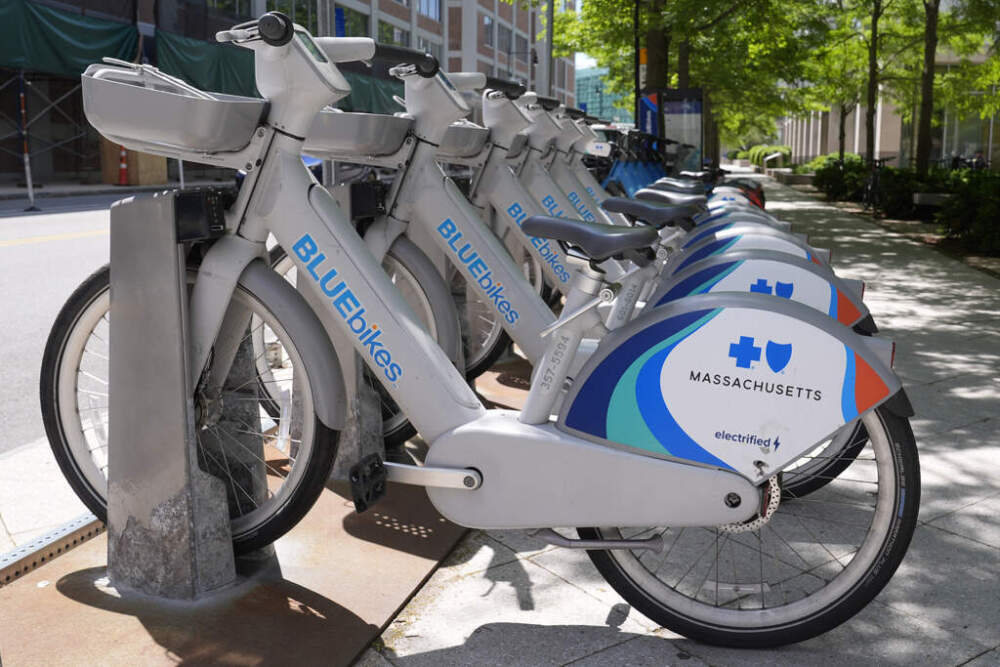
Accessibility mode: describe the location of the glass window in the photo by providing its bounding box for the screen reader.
[418,0,441,21]
[266,0,317,34]
[393,0,409,7]
[378,21,411,47]
[417,36,443,62]
[335,5,369,37]
[515,35,528,62]
[481,15,494,47]
[498,25,512,54]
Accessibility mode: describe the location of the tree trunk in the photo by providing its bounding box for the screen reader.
[677,39,691,89]
[915,0,940,176]
[839,103,848,162]
[645,4,669,90]
[865,0,881,163]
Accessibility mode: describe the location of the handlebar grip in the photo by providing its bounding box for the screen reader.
[534,95,561,111]
[258,12,294,46]
[449,72,488,92]
[314,37,376,63]
[372,43,439,77]
[484,76,526,99]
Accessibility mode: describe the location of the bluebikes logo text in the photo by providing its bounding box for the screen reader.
[437,219,520,324]
[292,234,403,383]
[540,194,565,217]
[506,203,572,283]
[565,191,597,222]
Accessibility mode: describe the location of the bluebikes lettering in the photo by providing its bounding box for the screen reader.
[506,203,572,283]
[565,191,596,221]
[541,194,565,217]
[436,219,520,324]
[292,234,403,383]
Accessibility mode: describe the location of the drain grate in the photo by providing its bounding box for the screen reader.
[0,513,104,587]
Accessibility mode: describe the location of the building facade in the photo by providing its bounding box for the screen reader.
[780,55,997,168]
[575,67,632,123]
[286,0,575,102]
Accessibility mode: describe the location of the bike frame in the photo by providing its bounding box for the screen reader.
[178,31,770,530]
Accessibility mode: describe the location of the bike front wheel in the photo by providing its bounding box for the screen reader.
[40,264,338,554]
[580,406,919,647]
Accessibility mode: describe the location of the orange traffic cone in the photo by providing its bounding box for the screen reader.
[118,146,128,185]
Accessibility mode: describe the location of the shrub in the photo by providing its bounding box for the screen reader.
[936,172,1000,254]
[735,150,750,159]
[746,144,791,167]
[793,152,862,174]
[813,157,867,201]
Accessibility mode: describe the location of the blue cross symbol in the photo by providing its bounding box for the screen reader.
[729,336,762,368]
[750,279,773,295]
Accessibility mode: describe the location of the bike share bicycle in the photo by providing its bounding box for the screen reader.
[42,13,919,647]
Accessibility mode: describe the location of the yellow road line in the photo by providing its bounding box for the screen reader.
[0,229,109,248]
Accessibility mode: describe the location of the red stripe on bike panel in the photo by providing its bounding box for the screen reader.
[854,353,889,414]
[836,290,862,325]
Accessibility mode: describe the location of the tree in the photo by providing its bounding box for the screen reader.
[802,16,868,161]
[914,0,941,174]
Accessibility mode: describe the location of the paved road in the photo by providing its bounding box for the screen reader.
[0,195,114,454]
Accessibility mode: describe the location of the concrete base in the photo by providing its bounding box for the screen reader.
[0,482,465,666]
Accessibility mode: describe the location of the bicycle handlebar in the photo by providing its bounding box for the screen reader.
[562,107,586,120]
[372,43,439,78]
[258,12,294,46]
[485,76,526,100]
[534,96,561,111]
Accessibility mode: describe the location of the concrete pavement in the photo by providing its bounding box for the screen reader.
[355,177,1000,666]
[0,175,996,664]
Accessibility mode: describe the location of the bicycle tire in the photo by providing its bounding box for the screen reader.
[40,263,339,554]
[579,406,919,647]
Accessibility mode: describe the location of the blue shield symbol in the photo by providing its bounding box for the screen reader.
[765,341,792,372]
[775,281,794,299]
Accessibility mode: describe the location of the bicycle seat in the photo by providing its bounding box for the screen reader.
[635,188,709,208]
[601,197,697,230]
[522,215,658,260]
[650,178,705,194]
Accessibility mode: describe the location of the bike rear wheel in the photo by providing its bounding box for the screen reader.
[40,264,337,554]
[580,407,919,647]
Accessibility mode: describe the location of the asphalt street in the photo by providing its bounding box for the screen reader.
[0,195,116,454]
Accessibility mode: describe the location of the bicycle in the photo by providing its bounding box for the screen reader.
[41,13,920,647]
[862,157,893,214]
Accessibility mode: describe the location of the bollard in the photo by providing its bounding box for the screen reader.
[106,192,236,599]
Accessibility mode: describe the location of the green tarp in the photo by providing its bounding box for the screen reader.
[155,30,403,114]
[155,29,259,98]
[0,0,138,78]
[338,70,403,115]
[0,0,406,115]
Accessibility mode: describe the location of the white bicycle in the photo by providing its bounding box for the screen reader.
[41,13,920,647]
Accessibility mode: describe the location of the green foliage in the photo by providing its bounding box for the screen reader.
[793,152,862,174]
[937,172,1000,254]
[813,157,868,201]
[746,144,791,166]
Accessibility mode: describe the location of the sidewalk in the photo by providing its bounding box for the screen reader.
[356,178,1000,666]
[0,179,229,201]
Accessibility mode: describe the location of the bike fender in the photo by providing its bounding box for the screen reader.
[669,226,830,275]
[647,250,872,330]
[558,293,903,482]
[239,259,347,430]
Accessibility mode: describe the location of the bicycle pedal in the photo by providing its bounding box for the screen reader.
[349,453,387,513]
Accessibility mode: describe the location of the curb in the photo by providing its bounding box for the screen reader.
[0,182,228,202]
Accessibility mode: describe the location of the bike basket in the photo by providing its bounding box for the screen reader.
[82,62,268,155]
[303,110,413,158]
[438,121,490,159]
